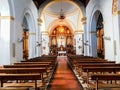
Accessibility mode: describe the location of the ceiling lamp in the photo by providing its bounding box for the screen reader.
[59,0,65,20]
[59,9,65,19]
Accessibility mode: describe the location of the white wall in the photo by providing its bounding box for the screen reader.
[0,0,11,65]
[113,0,120,63]
[75,33,83,55]
[0,0,39,65]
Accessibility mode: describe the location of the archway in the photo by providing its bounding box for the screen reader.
[22,10,36,59]
[38,0,86,56]
[90,11,104,58]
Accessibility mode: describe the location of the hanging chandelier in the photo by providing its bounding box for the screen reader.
[59,9,65,19]
[59,0,65,20]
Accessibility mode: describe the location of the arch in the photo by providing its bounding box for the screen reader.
[48,19,74,35]
[38,0,86,56]
[90,10,104,58]
[22,8,36,59]
[8,0,15,17]
[22,8,36,32]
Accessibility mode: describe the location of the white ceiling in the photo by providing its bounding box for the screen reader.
[45,1,77,15]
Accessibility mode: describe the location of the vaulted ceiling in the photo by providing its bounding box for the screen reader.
[33,0,90,9]
[33,0,89,33]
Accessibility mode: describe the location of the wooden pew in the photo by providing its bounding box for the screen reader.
[76,63,120,74]
[81,66,120,84]
[3,64,51,77]
[14,62,53,69]
[3,62,57,87]
[0,68,47,88]
[74,60,115,64]
[82,66,120,74]
[91,74,120,90]
[4,64,52,76]
[21,58,56,62]
[74,62,116,73]
[14,62,52,64]
[3,64,50,68]
[0,87,29,90]
[78,63,120,68]
[0,56,57,90]
[67,55,120,90]
[73,59,115,69]
[0,68,46,74]
[0,73,42,90]
[21,59,55,63]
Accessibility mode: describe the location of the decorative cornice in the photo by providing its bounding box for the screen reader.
[0,16,14,20]
[81,17,86,22]
[41,31,48,34]
[38,18,43,26]
[75,30,84,34]
[38,18,43,23]
[103,36,111,40]
[81,17,86,24]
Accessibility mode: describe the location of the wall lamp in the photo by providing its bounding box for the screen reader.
[36,42,41,46]
[18,37,24,42]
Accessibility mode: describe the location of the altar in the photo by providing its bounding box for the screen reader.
[58,51,66,56]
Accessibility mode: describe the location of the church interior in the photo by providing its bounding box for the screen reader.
[0,0,120,90]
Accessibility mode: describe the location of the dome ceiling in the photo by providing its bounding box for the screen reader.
[33,0,90,9]
[45,2,77,15]
[34,0,88,33]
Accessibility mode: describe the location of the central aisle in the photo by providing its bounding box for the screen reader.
[49,56,81,90]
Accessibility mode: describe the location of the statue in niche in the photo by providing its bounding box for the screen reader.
[67,37,71,45]
[42,46,46,55]
[60,45,64,51]
[52,37,56,45]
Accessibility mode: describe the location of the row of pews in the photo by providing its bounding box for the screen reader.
[0,55,57,90]
[67,55,120,90]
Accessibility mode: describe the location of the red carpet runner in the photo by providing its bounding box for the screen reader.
[50,56,81,90]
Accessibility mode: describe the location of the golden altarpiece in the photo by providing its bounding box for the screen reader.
[49,26,74,55]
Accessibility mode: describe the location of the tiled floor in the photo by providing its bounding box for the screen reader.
[49,56,81,90]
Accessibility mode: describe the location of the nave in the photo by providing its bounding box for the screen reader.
[0,55,120,90]
[49,56,81,90]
